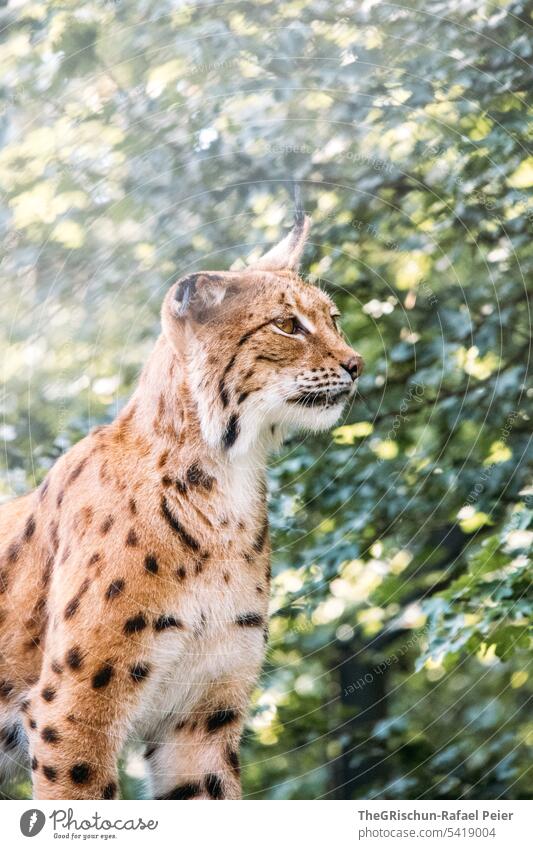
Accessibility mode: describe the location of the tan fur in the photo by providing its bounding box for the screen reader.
[0,220,362,799]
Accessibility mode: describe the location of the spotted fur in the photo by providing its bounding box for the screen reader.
[0,214,362,798]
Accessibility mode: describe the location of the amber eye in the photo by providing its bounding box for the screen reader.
[274,317,298,335]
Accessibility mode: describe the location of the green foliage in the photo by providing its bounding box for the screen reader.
[0,0,531,799]
[421,501,533,666]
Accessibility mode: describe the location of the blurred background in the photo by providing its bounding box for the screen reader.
[0,0,531,799]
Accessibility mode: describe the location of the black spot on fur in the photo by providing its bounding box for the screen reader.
[154,614,183,632]
[187,463,214,490]
[56,490,64,509]
[66,646,84,671]
[70,762,91,784]
[67,458,88,485]
[157,782,202,800]
[129,498,137,516]
[205,773,224,799]
[24,515,36,541]
[206,708,238,734]
[102,781,117,799]
[51,661,63,675]
[226,747,240,776]
[41,726,60,744]
[219,381,229,408]
[1,724,18,751]
[124,614,147,634]
[42,555,53,587]
[64,597,80,619]
[100,515,115,534]
[144,743,159,759]
[64,578,89,621]
[49,521,59,555]
[31,755,38,771]
[92,664,114,689]
[219,354,237,410]
[194,611,207,636]
[176,566,187,581]
[29,719,37,729]
[222,413,240,449]
[235,612,264,628]
[144,555,158,575]
[87,552,101,566]
[6,540,20,564]
[253,517,269,553]
[41,687,56,702]
[256,353,281,363]
[237,320,272,348]
[161,497,201,552]
[130,663,150,683]
[30,595,46,621]
[106,579,125,600]
[125,528,138,547]
[43,765,57,781]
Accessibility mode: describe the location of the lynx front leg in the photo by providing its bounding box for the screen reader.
[149,693,245,800]
[26,616,155,799]
[28,688,124,800]
[147,601,267,800]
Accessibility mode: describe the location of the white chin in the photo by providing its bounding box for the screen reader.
[279,400,346,433]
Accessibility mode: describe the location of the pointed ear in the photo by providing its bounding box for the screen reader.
[249,212,311,271]
[168,272,244,322]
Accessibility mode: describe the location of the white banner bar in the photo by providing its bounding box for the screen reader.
[3,799,532,848]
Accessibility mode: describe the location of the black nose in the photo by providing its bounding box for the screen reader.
[341,355,364,381]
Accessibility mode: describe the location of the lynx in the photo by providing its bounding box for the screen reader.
[0,212,362,799]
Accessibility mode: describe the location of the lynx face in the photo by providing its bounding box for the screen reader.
[162,215,363,454]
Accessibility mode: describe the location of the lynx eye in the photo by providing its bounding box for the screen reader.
[273,317,299,335]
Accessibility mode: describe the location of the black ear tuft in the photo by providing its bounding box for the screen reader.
[248,184,311,271]
[292,181,305,226]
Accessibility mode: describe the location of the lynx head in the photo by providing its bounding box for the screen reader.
[161,211,363,454]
